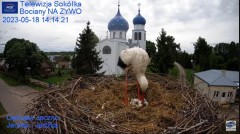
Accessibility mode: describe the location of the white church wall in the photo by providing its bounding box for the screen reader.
[96,39,129,75]
[109,31,127,40]
[96,40,116,75]
[132,30,146,50]
[116,43,129,74]
[134,25,145,30]
[97,40,116,75]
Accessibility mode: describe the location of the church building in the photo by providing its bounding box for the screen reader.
[96,3,146,75]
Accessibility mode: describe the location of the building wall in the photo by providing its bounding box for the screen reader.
[210,86,237,103]
[132,27,146,50]
[109,31,127,40]
[96,39,128,75]
[194,76,237,103]
[134,25,145,30]
[116,43,128,74]
[57,62,70,69]
[194,76,209,95]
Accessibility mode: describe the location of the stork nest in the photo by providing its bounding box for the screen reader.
[24,73,228,134]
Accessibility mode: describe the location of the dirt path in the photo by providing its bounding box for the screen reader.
[174,62,186,87]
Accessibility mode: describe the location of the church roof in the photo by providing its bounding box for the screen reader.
[108,5,129,31]
[133,10,146,25]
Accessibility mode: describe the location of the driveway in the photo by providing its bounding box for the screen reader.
[0,79,38,117]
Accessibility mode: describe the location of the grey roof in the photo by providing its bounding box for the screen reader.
[195,69,239,87]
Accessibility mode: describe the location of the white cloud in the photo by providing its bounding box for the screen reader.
[0,0,239,54]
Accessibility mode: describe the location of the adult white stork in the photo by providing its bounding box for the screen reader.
[117,47,150,106]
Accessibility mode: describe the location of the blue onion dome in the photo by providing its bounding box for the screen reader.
[108,6,129,31]
[133,10,146,25]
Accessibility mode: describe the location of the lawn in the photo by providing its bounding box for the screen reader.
[0,103,7,115]
[41,69,71,86]
[146,65,180,78]
[169,65,180,78]
[0,69,72,90]
[185,69,194,84]
[0,73,22,86]
[0,103,22,134]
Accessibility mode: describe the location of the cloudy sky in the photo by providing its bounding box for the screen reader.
[0,0,239,53]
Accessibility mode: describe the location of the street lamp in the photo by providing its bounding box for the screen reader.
[191,60,195,84]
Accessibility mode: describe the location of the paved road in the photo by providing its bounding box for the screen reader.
[174,62,186,87]
[0,78,38,118]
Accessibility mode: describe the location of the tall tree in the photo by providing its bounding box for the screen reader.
[5,39,44,80]
[3,38,25,57]
[150,29,180,74]
[212,41,239,70]
[209,54,225,69]
[177,51,192,69]
[193,37,212,71]
[146,40,156,58]
[72,22,103,75]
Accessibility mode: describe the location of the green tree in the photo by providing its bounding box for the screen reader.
[150,29,180,74]
[0,53,3,60]
[72,22,103,75]
[227,58,239,71]
[209,54,225,69]
[213,41,239,70]
[146,40,156,58]
[177,51,192,69]
[193,37,212,71]
[5,39,44,80]
[3,38,25,57]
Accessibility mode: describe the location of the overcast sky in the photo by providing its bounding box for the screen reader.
[0,0,239,53]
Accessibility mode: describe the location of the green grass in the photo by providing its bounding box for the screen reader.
[0,103,22,134]
[169,65,180,78]
[27,83,45,91]
[41,69,71,86]
[0,103,7,115]
[0,69,71,90]
[185,69,194,84]
[0,73,22,86]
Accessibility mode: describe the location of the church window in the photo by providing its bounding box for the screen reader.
[113,32,116,38]
[134,32,138,40]
[102,46,111,54]
[139,32,141,40]
[120,32,122,39]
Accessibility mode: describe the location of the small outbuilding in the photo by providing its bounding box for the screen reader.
[194,69,239,103]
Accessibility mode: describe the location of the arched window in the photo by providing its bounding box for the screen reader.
[120,32,122,39]
[102,46,111,54]
[139,32,141,40]
[113,32,116,38]
[134,32,138,40]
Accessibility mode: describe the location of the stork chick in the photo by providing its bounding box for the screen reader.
[117,47,150,105]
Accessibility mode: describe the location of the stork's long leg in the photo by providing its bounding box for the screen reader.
[141,91,145,102]
[136,80,145,102]
[124,71,128,105]
[136,80,141,100]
